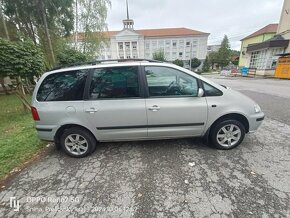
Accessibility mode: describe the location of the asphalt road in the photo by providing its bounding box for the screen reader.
[1,76,290,217]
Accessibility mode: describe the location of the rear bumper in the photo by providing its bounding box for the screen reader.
[248,112,265,133]
[35,125,58,141]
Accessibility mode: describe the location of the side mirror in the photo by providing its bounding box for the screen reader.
[197,88,204,97]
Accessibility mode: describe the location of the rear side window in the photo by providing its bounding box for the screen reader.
[89,66,140,99]
[37,70,88,101]
[203,82,223,96]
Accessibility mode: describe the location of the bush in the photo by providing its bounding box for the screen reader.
[56,48,89,66]
[152,49,166,61]
[172,59,184,67]
[191,58,201,70]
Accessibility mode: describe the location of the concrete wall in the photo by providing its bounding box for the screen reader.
[277,0,290,53]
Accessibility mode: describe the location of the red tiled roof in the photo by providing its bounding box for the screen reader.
[74,28,209,40]
[135,28,209,37]
[242,24,278,41]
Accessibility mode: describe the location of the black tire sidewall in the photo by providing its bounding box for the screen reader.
[60,127,96,158]
[210,120,245,150]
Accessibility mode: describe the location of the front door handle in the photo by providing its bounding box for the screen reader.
[85,107,98,113]
[148,105,161,111]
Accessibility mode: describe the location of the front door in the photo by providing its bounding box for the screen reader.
[144,66,208,138]
[84,66,147,141]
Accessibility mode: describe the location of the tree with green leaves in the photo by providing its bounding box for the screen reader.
[208,51,218,69]
[172,59,184,67]
[77,0,111,57]
[202,56,210,72]
[191,58,201,70]
[57,47,89,66]
[0,37,45,90]
[153,49,166,61]
[0,37,45,109]
[217,35,231,68]
[2,0,75,66]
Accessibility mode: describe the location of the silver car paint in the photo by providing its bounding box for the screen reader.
[32,61,264,142]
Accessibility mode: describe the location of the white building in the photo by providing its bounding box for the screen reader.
[85,1,209,66]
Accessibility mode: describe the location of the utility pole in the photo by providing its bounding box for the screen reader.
[0,0,10,40]
[189,43,192,70]
[75,0,78,49]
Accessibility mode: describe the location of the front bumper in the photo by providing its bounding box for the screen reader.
[248,112,265,133]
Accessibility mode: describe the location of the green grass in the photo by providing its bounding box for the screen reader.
[0,94,45,179]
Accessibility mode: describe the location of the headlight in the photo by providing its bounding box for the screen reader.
[254,104,261,113]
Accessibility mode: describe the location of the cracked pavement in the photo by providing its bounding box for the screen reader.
[0,77,290,217]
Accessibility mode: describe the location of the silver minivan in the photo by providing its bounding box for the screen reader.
[32,60,264,157]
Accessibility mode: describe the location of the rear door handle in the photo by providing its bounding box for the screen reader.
[148,105,161,111]
[85,108,98,113]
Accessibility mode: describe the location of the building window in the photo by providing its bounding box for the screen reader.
[145,42,150,49]
[186,41,191,47]
[249,51,268,69]
[179,52,183,57]
[172,41,177,47]
[125,42,130,50]
[158,40,164,49]
[172,52,177,59]
[118,42,123,50]
[192,40,198,45]
[132,42,137,50]
[179,40,184,47]
[165,40,171,48]
[152,41,157,48]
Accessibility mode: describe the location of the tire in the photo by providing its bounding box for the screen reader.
[60,127,96,158]
[210,119,245,150]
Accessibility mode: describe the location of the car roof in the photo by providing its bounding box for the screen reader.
[44,59,174,75]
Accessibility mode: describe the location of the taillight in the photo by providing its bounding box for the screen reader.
[31,107,40,121]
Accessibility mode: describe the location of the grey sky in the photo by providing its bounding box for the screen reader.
[106,0,284,50]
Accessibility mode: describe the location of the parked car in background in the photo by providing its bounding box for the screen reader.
[31,59,264,157]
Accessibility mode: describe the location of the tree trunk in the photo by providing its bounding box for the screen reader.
[16,76,27,111]
[0,77,9,95]
[40,0,55,66]
[0,0,10,40]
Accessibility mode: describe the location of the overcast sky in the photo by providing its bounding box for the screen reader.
[106,0,284,50]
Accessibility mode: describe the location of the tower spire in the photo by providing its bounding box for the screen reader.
[123,0,134,29]
[126,0,129,20]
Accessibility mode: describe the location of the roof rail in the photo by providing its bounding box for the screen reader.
[50,58,162,71]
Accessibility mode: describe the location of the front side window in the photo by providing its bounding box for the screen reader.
[37,70,88,101]
[145,66,198,97]
[89,67,140,99]
[203,82,223,96]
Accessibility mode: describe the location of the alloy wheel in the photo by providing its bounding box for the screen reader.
[216,124,242,148]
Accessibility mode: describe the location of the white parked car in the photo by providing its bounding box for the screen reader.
[31,59,264,157]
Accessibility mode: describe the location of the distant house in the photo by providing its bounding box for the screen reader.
[239,24,278,68]
[207,44,221,53]
[239,0,290,77]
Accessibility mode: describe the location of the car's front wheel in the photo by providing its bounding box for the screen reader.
[60,127,96,158]
[210,120,245,150]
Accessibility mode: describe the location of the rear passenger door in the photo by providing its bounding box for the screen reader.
[83,66,148,141]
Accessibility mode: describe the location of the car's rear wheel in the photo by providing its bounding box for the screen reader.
[210,120,245,150]
[60,127,96,158]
